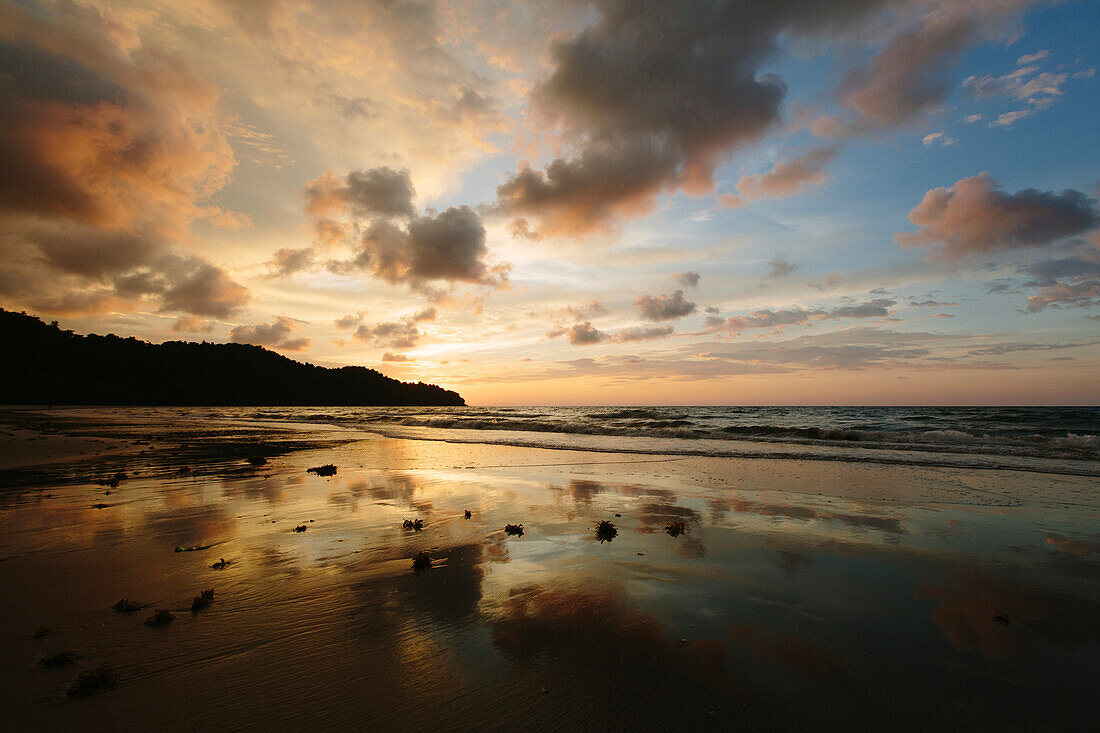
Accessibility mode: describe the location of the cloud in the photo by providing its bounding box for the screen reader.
[558,300,610,321]
[673,271,700,288]
[104,253,250,318]
[0,4,250,319]
[614,325,675,342]
[355,319,421,349]
[493,0,902,235]
[922,132,956,146]
[1016,50,1049,66]
[171,316,213,333]
[817,13,977,136]
[705,299,896,333]
[767,254,798,279]
[382,352,411,362]
[557,321,606,345]
[635,290,697,321]
[266,247,315,277]
[964,66,1067,104]
[304,167,416,220]
[334,205,507,287]
[726,148,838,204]
[898,173,1099,259]
[230,316,311,351]
[1025,280,1100,312]
[548,321,675,346]
[1022,255,1100,286]
[334,311,366,329]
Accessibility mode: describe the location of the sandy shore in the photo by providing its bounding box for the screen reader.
[1,409,1098,730]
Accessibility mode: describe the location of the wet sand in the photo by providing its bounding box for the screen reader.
[2,409,1099,730]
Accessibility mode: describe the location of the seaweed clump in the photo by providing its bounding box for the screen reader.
[293,524,308,532]
[246,455,267,467]
[38,650,77,667]
[595,520,618,543]
[211,557,230,569]
[175,544,213,552]
[143,609,175,627]
[464,510,472,519]
[67,667,116,698]
[112,599,146,614]
[504,524,525,537]
[307,464,337,477]
[402,518,425,531]
[412,551,432,571]
[992,612,1011,626]
[665,521,686,538]
[191,589,214,614]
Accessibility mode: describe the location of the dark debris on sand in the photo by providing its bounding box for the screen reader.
[96,472,126,488]
[595,520,618,543]
[402,518,425,531]
[246,456,268,467]
[112,599,146,614]
[143,609,175,627]
[504,523,525,537]
[33,625,53,639]
[665,521,686,538]
[412,551,432,571]
[307,464,337,477]
[992,612,1011,626]
[294,525,308,532]
[211,558,231,569]
[38,650,76,667]
[464,510,472,519]
[67,667,117,698]
[191,589,214,614]
[175,544,213,552]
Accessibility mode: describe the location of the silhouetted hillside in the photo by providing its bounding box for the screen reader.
[0,309,465,406]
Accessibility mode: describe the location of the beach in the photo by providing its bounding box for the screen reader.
[2,407,1098,730]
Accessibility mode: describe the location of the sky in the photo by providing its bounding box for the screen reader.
[1,0,1098,405]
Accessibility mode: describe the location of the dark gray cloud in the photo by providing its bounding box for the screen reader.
[334,205,506,286]
[230,316,311,351]
[495,0,900,235]
[898,173,1099,259]
[266,247,315,277]
[154,256,251,318]
[1022,255,1100,286]
[635,290,697,321]
[305,167,416,220]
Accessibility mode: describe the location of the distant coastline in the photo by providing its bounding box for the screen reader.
[0,309,464,407]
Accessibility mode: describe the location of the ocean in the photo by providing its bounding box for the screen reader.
[233,405,1100,475]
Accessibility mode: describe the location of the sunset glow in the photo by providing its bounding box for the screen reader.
[1,0,1098,404]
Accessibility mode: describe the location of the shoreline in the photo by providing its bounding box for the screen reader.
[2,409,1098,730]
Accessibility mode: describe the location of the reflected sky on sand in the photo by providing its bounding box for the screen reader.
[1,418,1098,730]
